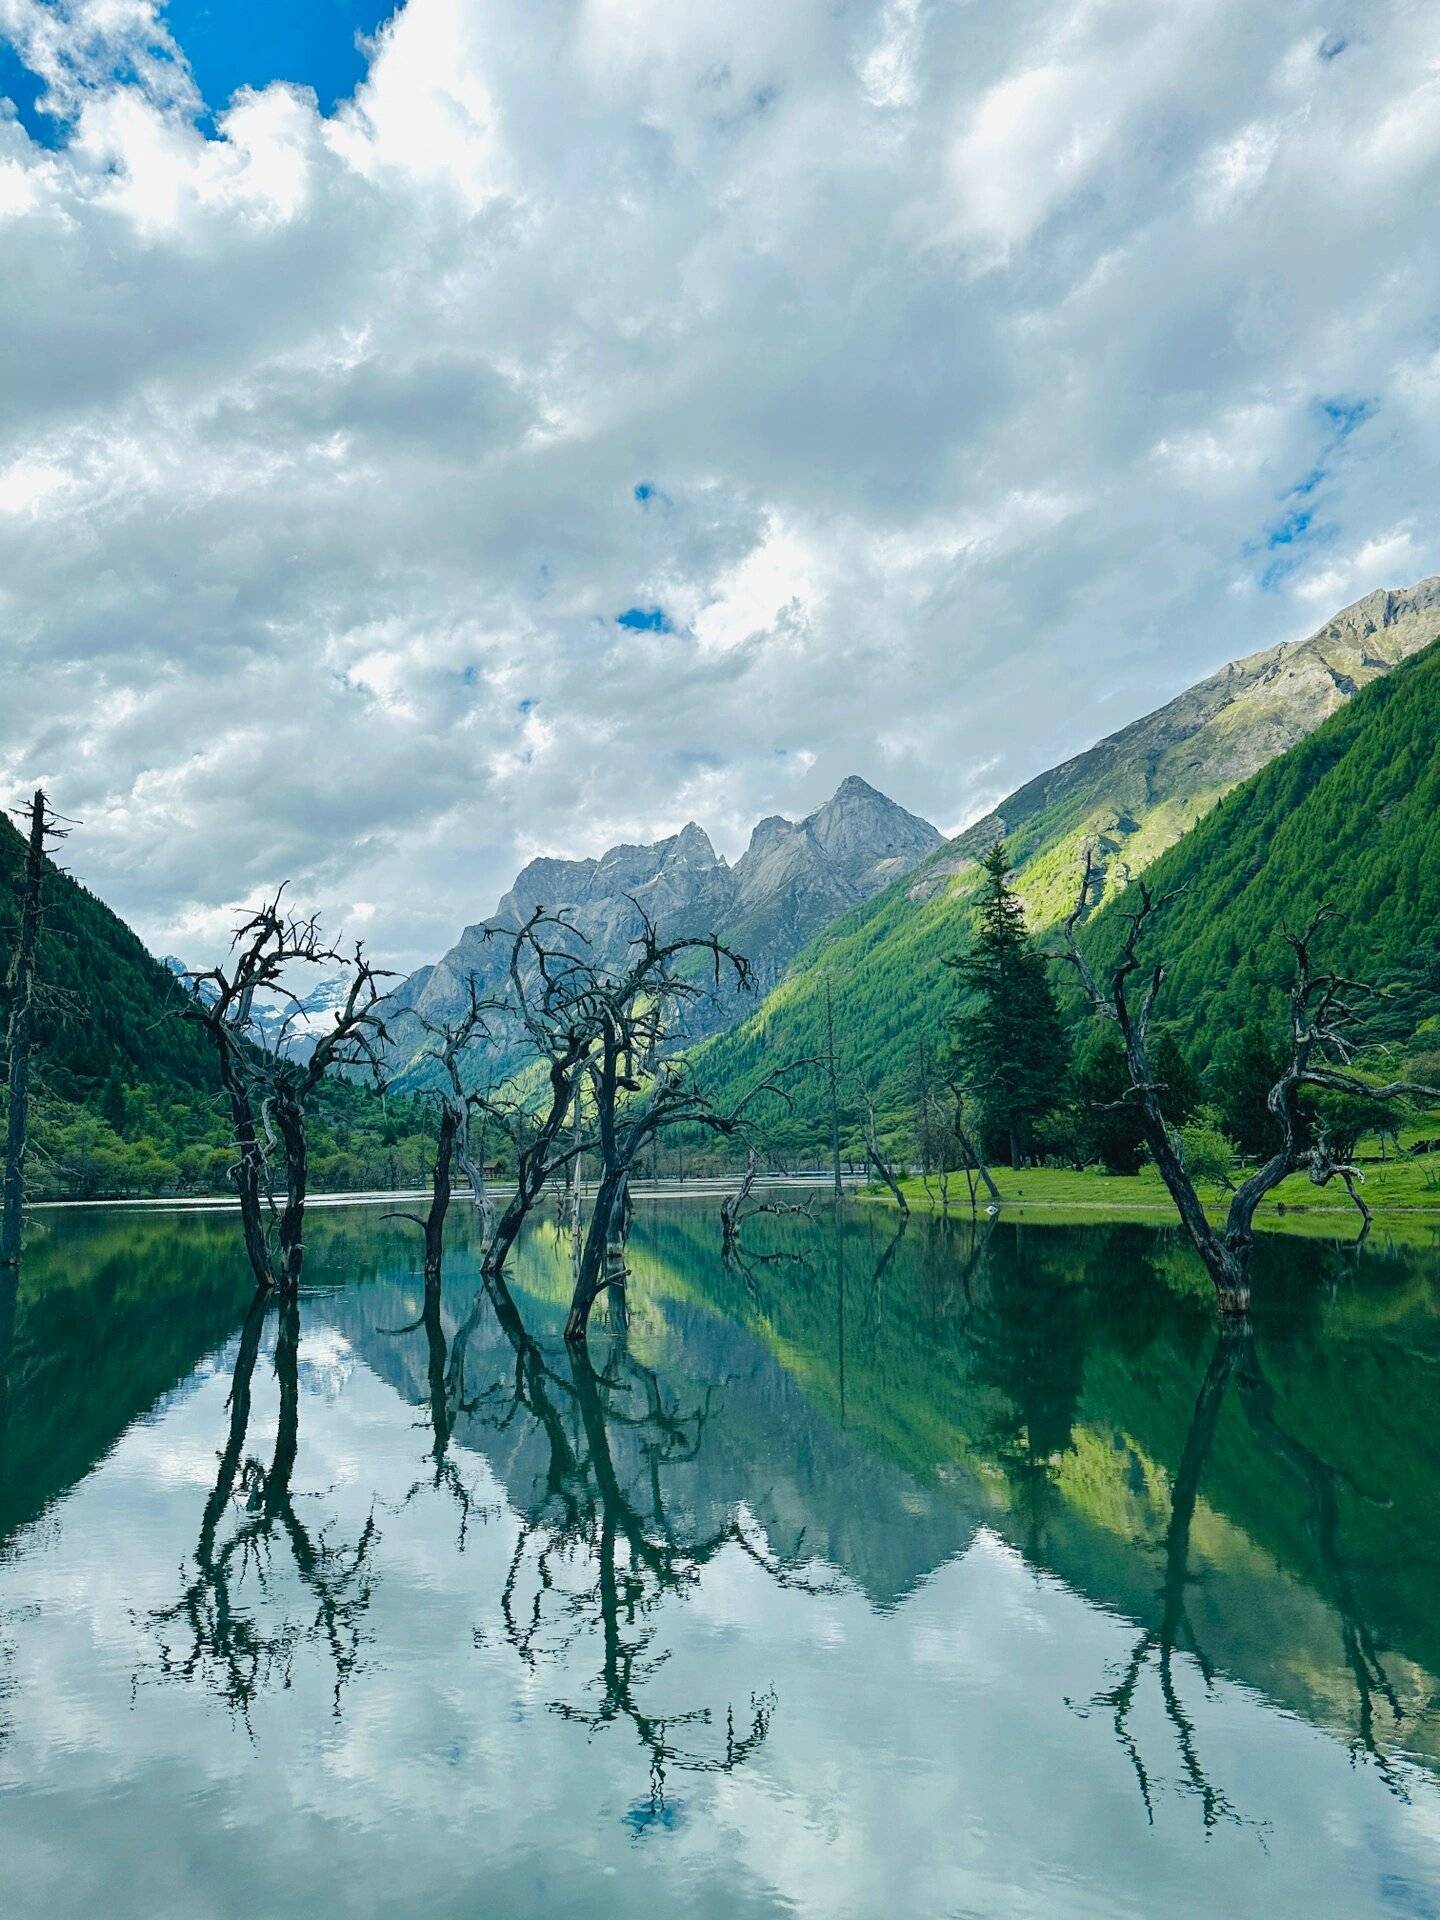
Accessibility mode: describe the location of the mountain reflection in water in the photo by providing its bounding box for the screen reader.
[1,1198,1438,1919]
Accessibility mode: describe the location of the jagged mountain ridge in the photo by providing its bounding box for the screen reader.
[917,573,1440,925]
[382,773,942,1084]
[689,575,1440,1133]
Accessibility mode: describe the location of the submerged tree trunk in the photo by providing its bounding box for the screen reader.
[1,791,46,1270]
[220,1048,275,1292]
[721,1150,760,1258]
[825,979,843,1205]
[0,1267,17,1435]
[863,1096,909,1217]
[566,1163,629,1342]
[272,1091,310,1301]
[408,1100,459,1299]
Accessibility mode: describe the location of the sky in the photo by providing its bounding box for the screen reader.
[1,0,1438,975]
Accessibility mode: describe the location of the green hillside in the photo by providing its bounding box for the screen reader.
[692,609,1440,1146]
[0,812,215,1101]
[1075,637,1440,1068]
[0,815,432,1200]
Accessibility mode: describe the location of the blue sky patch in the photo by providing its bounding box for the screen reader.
[0,40,60,146]
[1286,464,1326,499]
[623,1797,687,1837]
[1255,504,1337,591]
[1318,394,1374,438]
[616,606,671,632]
[167,1,395,116]
[1254,392,1378,588]
[0,1,396,145]
[1266,508,1312,550]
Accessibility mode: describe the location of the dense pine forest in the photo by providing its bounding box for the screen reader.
[1074,639,1440,1068]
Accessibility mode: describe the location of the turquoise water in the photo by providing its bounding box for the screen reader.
[1,1199,1438,1918]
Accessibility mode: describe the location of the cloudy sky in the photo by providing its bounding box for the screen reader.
[2,0,1438,973]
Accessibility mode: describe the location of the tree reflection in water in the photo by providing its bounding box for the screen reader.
[1234,1332,1411,1801]
[148,1289,380,1727]
[446,1271,834,1816]
[1070,1326,1255,1833]
[131,1207,1433,1831]
[148,1264,831,1818]
[1074,1318,1411,1828]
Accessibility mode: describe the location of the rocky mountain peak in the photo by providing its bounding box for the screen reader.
[805,771,944,878]
[382,775,942,1085]
[667,821,721,867]
[830,772,886,802]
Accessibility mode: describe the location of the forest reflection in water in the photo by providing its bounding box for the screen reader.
[1,1198,1439,1918]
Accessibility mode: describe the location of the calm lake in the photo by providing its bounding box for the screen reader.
[2,1198,1439,1918]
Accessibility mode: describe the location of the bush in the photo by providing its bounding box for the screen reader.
[1178,1118,1236,1191]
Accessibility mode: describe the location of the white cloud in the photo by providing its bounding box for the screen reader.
[0,0,1437,972]
[1293,524,1417,604]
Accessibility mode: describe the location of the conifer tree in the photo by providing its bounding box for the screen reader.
[948,840,1068,1169]
[1213,1022,1287,1158]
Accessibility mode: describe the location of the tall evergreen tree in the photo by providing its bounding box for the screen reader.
[948,841,1068,1169]
[1212,1021,1288,1158]
[1072,1026,1201,1175]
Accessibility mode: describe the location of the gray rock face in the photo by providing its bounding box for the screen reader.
[903,572,1440,920]
[383,777,941,1084]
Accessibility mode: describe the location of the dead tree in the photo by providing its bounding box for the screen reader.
[185,891,393,1297]
[861,1091,909,1216]
[1061,854,1440,1313]
[2,792,69,1269]
[556,908,804,1343]
[719,1147,813,1259]
[949,1082,1001,1212]
[823,975,844,1202]
[387,987,491,1300]
[466,909,606,1285]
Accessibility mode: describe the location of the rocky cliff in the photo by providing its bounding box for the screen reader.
[382,775,941,1085]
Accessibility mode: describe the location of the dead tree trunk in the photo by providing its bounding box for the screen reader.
[825,977,843,1204]
[455,1102,497,1250]
[568,1086,583,1281]
[721,1150,760,1258]
[185,894,393,1299]
[390,992,489,1299]
[949,1087,1001,1211]
[220,1044,275,1290]
[389,1099,459,1300]
[569,1164,630,1341]
[2,791,49,1268]
[862,1094,909,1216]
[1062,859,1440,1314]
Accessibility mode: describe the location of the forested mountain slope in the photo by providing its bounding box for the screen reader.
[1074,637,1440,1067]
[0,811,213,1103]
[690,580,1440,1134]
[0,815,429,1198]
